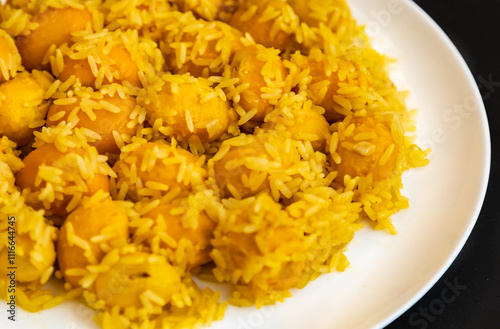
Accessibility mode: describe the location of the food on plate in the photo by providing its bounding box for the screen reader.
[138,201,216,270]
[15,140,111,217]
[56,194,129,286]
[0,0,429,328]
[229,0,299,51]
[46,93,138,154]
[143,74,232,143]
[113,141,208,201]
[16,7,93,71]
[93,251,181,309]
[229,44,288,123]
[334,115,398,182]
[161,14,244,77]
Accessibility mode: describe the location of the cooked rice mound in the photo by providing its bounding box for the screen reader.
[0,0,429,328]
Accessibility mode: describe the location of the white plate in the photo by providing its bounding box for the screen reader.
[2,0,490,328]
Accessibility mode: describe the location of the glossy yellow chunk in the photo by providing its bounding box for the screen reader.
[146,80,230,143]
[163,19,243,78]
[231,45,287,122]
[211,194,306,291]
[0,71,52,146]
[94,252,180,308]
[287,0,352,31]
[46,94,136,154]
[212,134,295,199]
[16,7,93,71]
[57,197,129,287]
[144,203,215,270]
[229,0,297,51]
[15,143,110,217]
[58,46,141,87]
[0,231,55,283]
[336,116,398,182]
[263,109,331,152]
[57,57,96,86]
[291,52,345,123]
[113,142,207,201]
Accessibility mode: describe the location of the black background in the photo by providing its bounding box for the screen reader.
[386,1,500,329]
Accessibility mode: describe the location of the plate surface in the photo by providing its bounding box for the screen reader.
[2,0,490,328]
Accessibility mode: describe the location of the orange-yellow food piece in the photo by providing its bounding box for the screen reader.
[223,228,305,290]
[0,71,53,146]
[287,0,352,31]
[144,203,215,270]
[0,231,55,283]
[0,29,22,82]
[58,46,141,87]
[15,143,110,217]
[335,116,398,182]
[46,94,136,154]
[57,197,129,287]
[231,45,288,122]
[173,0,239,21]
[94,252,180,309]
[290,51,349,123]
[211,194,306,292]
[262,109,331,152]
[16,7,93,71]
[163,19,243,77]
[57,57,96,86]
[113,142,207,201]
[146,79,230,143]
[212,134,296,199]
[213,137,268,198]
[229,0,297,51]
[306,59,343,123]
[104,46,141,87]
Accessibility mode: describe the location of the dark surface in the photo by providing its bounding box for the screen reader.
[386,1,500,329]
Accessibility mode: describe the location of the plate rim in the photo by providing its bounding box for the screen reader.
[375,0,491,327]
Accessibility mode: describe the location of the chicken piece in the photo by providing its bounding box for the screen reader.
[0,216,56,283]
[211,133,302,199]
[290,51,350,123]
